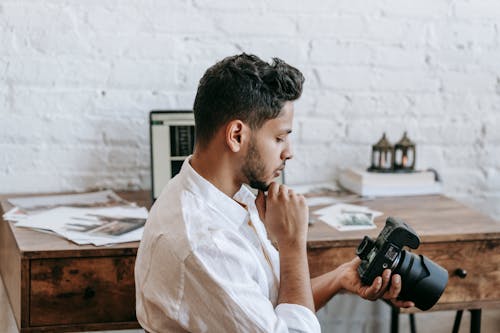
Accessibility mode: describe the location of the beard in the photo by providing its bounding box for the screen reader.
[242,138,272,191]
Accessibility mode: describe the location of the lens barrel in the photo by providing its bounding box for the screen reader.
[394,250,449,310]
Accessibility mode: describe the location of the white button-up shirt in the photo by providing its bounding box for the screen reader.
[135,158,320,332]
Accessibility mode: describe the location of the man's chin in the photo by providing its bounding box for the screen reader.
[248,180,270,192]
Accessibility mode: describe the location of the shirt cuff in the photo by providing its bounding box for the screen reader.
[275,303,321,333]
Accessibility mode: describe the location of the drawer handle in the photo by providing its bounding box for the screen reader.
[455,268,467,279]
[84,286,96,299]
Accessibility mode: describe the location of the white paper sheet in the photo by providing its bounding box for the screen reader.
[7,190,132,213]
[314,203,382,231]
[15,206,148,246]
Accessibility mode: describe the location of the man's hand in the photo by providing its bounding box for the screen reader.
[255,182,309,248]
[338,257,414,308]
[255,182,314,312]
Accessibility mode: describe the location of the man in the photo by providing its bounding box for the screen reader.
[135,53,413,332]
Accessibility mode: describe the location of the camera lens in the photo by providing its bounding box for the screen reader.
[394,250,449,310]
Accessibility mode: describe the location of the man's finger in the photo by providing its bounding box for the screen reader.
[267,182,279,199]
[390,299,415,308]
[384,274,402,300]
[379,269,391,294]
[363,276,383,300]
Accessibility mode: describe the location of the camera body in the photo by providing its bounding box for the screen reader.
[356,216,419,285]
[356,216,448,310]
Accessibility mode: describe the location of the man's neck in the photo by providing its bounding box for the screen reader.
[190,148,242,198]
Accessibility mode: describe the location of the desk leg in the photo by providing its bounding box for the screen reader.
[452,310,463,333]
[391,307,399,333]
[470,309,481,333]
[409,313,417,333]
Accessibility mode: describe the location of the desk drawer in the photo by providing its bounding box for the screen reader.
[420,239,500,305]
[30,256,136,326]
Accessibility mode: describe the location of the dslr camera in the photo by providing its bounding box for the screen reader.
[356,216,448,310]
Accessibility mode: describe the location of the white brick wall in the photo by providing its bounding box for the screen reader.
[0,0,499,219]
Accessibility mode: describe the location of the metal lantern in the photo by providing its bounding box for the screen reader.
[393,131,416,172]
[368,133,394,172]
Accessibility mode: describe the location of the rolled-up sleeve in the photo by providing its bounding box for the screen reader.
[275,304,321,333]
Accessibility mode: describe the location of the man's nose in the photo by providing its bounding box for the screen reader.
[281,143,293,161]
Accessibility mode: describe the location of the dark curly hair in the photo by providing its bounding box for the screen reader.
[193,53,304,147]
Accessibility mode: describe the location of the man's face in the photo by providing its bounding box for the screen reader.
[242,102,294,191]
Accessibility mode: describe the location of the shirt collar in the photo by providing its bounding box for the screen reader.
[179,157,251,228]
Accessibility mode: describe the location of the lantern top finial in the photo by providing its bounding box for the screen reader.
[373,132,393,150]
[395,131,414,148]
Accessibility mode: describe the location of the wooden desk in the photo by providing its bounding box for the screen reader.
[306,194,500,333]
[1,191,499,332]
[0,191,151,333]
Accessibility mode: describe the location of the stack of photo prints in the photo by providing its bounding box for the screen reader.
[2,190,148,246]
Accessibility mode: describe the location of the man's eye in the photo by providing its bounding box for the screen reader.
[276,137,284,142]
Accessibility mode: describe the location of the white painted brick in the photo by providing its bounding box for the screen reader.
[480,147,500,167]
[177,62,215,93]
[484,168,500,191]
[372,46,427,69]
[0,89,7,110]
[2,2,75,31]
[314,93,348,117]
[364,18,428,46]
[380,0,450,19]
[107,60,177,90]
[442,94,481,116]
[146,7,220,35]
[343,94,379,117]
[94,90,174,116]
[416,145,446,171]
[193,0,262,11]
[454,0,500,20]
[373,70,439,92]
[442,146,485,169]
[346,120,410,144]
[267,0,381,16]
[78,3,153,34]
[22,29,91,57]
[309,40,374,65]
[8,88,97,116]
[440,71,497,93]
[477,49,500,72]
[428,48,481,71]
[213,13,296,37]
[432,22,496,48]
[6,56,110,87]
[172,91,197,110]
[416,120,483,145]
[407,94,445,117]
[316,67,374,91]
[310,143,372,172]
[286,145,338,184]
[484,116,500,143]
[442,168,486,193]
[297,117,344,144]
[297,15,366,39]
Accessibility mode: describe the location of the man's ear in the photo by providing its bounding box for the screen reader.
[225,120,249,152]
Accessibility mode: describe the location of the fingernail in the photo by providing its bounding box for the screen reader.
[394,275,401,283]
